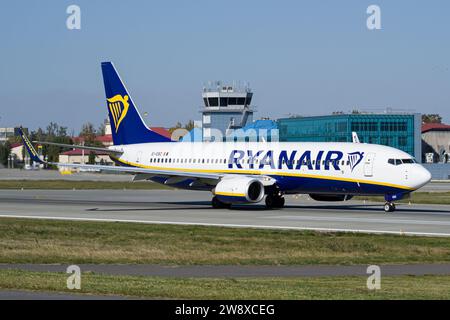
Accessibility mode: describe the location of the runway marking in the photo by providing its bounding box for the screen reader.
[267,215,450,226]
[1,214,450,237]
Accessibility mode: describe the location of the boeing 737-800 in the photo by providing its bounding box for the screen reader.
[20,62,432,212]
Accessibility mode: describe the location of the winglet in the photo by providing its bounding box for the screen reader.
[18,127,45,164]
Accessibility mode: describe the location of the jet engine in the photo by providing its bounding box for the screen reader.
[309,194,353,202]
[214,177,265,204]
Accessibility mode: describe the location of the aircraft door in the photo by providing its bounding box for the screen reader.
[363,152,375,177]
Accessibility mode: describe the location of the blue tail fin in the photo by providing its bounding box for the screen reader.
[101,62,172,145]
[18,127,45,164]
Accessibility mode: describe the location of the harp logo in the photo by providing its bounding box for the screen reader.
[107,94,130,133]
[347,152,364,172]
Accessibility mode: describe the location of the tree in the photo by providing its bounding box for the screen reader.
[168,122,182,134]
[46,122,59,138]
[168,120,195,134]
[422,114,442,124]
[0,141,11,167]
[88,151,96,165]
[97,122,106,136]
[28,123,73,166]
[80,122,96,144]
[184,120,195,131]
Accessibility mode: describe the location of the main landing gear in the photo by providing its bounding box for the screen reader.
[265,194,285,209]
[384,202,396,213]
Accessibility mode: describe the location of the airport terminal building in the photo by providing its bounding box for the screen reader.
[277,113,422,161]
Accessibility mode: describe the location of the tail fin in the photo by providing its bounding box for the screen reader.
[101,62,172,145]
[18,127,45,164]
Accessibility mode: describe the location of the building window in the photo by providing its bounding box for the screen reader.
[208,98,218,106]
[399,136,407,146]
[237,97,245,105]
[228,97,237,105]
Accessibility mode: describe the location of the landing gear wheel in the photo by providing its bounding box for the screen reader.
[274,196,285,208]
[384,202,396,213]
[212,196,230,209]
[265,195,285,209]
[265,195,275,208]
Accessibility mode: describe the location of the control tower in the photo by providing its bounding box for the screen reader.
[201,81,255,141]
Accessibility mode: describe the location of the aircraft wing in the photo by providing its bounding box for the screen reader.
[33,140,123,155]
[49,162,222,180]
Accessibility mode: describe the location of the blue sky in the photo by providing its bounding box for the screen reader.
[1,0,449,132]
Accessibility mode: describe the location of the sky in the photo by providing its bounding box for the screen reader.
[1,0,449,133]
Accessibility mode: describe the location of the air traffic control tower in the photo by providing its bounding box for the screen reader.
[201,81,255,141]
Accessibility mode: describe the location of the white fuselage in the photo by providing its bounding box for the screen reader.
[110,141,431,195]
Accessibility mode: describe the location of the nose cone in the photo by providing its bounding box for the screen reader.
[413,165,432,189]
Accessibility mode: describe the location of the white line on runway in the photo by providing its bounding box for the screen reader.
[1,214,450,237]
[267,215,450,226]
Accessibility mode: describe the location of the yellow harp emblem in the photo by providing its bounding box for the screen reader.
[107,94,129,133]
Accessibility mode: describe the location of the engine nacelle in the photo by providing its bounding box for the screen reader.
[309,194,354,202]
[214,177,265,204]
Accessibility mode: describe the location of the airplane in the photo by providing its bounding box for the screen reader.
[19,62,432,213]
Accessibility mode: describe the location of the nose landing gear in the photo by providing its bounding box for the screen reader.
[384,202,396,213]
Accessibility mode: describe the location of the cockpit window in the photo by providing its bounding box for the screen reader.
[388,158,417,165]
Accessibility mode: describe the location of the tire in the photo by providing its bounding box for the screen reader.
[274,197,285,208]
[390,203,396,212]
[265,195,275,208]
[384,202,395,213]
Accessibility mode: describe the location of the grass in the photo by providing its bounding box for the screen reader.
[1,218,450,265]
[355,192,450,205]
[0,269,449,299]
[0,180,171,190]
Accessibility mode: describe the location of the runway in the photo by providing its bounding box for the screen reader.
[1,189,450,236]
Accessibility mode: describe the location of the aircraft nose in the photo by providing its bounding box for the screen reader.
[414,165,432,189]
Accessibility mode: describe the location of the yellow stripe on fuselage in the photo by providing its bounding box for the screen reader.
[110,155,415,191]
